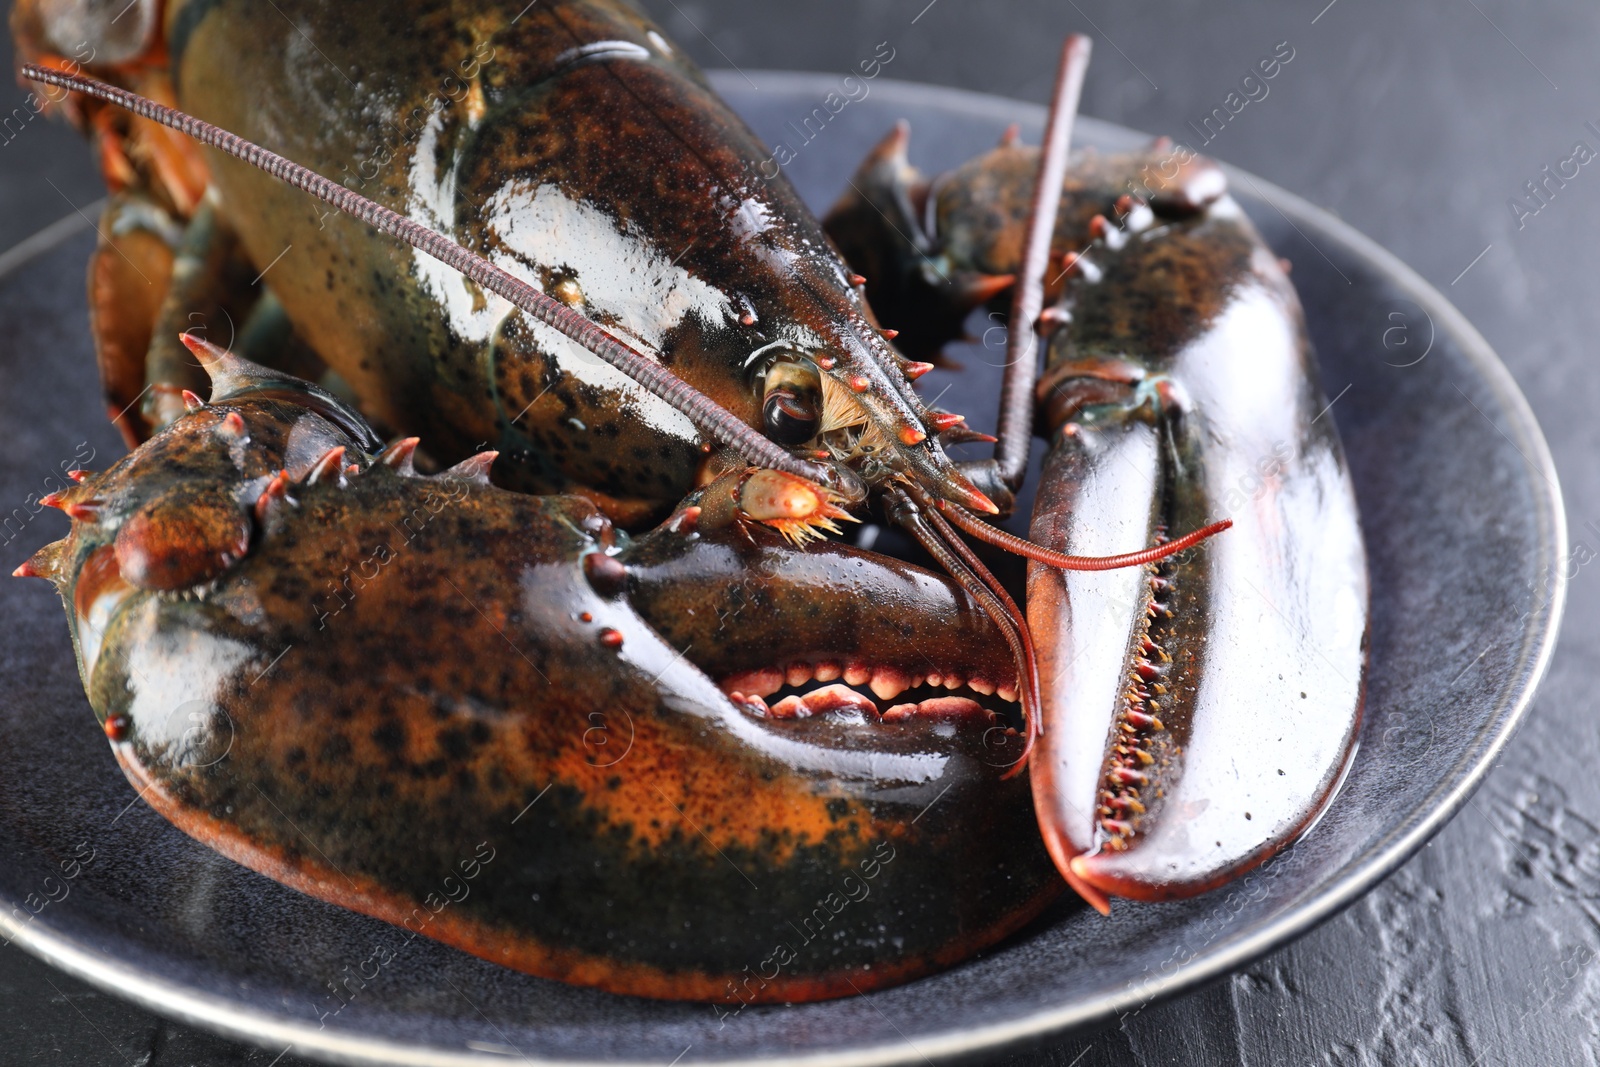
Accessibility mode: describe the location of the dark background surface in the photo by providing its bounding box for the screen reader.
[0,1,1595,1064]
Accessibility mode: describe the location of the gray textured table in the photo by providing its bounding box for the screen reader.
[0,1,1591,1064]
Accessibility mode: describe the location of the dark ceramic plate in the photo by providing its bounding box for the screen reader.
[0,73,1566,1066]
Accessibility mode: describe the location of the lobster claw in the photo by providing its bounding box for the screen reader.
[1025,198,1368,908]
[26,356,1059,1002]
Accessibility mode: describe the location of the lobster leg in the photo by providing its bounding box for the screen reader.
[137,191,264,431]
[86,192,177,448]
[90,189,303,442]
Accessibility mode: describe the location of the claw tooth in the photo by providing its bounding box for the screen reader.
[216,411,247,440]
[868,668,909,701]
[903,361,934,381]
[304,446,348,486]
[813,661,841,682]
[254,470,293,522]
[843,662,871,687]
[39,492,66,511]
[997,683,1018,702]
[770,695,811,719]
[181,389,205,413]
[728,691,770,716]
[377,437,420,475]
[12,543,64,581]
[442,451,497,485]
[1112,767,1148,786]
[943,673,963,690]
[798,684,879,718]
[968,677,996,696]
[917,696,988,719]
[884,696,988,721]
[720,668,783,699]
[64,499,104,523]
[785,662,813,688]
[925,672,943,688]
[929,412,964,432]
[66,470,92,483]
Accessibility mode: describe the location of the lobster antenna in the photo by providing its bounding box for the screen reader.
[937,500,1233,572]
[993,34,1091,490]
[887,489,1042,769]
[949,36,1234,572]
[23,65,831,487]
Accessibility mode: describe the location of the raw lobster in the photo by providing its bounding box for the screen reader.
[10,0,1366,1002]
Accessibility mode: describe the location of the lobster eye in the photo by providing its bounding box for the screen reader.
[764,390,818,445]
[761,357,821,445]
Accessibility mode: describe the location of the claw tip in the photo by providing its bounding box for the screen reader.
[178,331,214,357]
[1067,856,1113,916]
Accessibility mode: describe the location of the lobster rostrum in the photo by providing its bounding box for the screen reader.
[10,0,1366,999]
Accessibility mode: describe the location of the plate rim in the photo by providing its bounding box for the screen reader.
[0,71,1568,1067]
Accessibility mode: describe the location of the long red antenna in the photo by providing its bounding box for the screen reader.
[938,502,1232,571]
